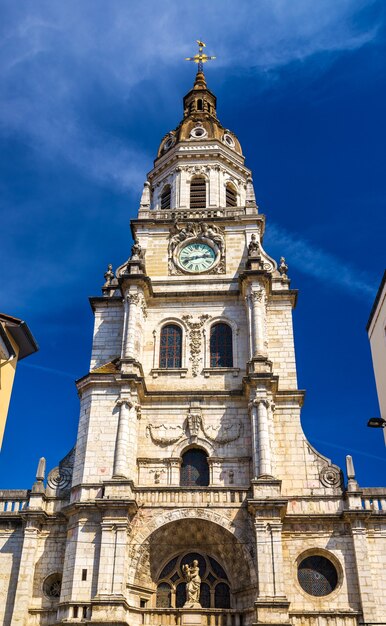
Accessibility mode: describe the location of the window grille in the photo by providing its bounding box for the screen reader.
[210,323,233,368]
[180,449,209,486]
[161,185,171,210]
[160,324,182,368]
[190,177,206,209]
[156,583,172,608]
[225,184,237,207]
[297,555,338,596]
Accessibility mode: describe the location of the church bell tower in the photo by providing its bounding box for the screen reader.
[6,42,385,626]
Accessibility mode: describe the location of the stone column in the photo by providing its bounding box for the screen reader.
[257,399,272,476]
[249,402,259,479]
[254,520,274,598]
[11,518,40,625]
[113,396,138,481]
[350,517,377,622]
[97,521,116,595]
[111,522,129,595]
[113,399,131,479]
[121,292,142,360]
[268,522,286,597]
[168,459,181,485]
[249,287,267,358]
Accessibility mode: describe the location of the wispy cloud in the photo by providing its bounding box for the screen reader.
[265,223,376,298]
[20,361,77,379]
[0,1,382,191]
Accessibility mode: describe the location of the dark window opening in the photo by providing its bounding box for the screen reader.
[215,582,230,608]
[82,607,88,619]
[298,555,338,597]
[81,569,87,581]
[160,324,182,368]
[73,607,78,618]
[161,185,171,210]
[156,583,172,608]
[140,599,147,608]
[190,177,206,209]
[180,449,209,486]
[225,184,237,207]
[197,99,203,111]
[210,323,233,368]
[176,582,186,607]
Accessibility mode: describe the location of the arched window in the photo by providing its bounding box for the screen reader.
[157,552,230,609]
[160,324,182,368]
[156,583,172,608]
[161,184,171,210]
[214,582,230,608]
[225,184,237,207]
[197,98,203,111]
[210,323,233,368]
[180,448,209,486]
[190,176,206,209]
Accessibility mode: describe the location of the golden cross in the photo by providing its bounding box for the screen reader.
[185,40,216,73]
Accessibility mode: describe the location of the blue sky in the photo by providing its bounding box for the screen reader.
[1,0,385,488]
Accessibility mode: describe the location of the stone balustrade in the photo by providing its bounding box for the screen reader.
[141,608,244,626]
[290,613,360,626]
[134,487,250,507]
[138,206,248,222]
[0,489,29,512]
[361,487,386,511]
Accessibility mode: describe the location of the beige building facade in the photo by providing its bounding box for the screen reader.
[1,68,385,626]
[367,270,386,444]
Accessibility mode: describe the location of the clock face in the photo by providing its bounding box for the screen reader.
[178,242,216,273]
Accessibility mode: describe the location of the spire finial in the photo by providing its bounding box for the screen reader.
[185,40,216,74]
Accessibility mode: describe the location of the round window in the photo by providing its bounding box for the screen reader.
[163,136,175,151]
[223,133,235,147]
[190,126,207,139]
[43,573,62,599]
[297,555,338,597]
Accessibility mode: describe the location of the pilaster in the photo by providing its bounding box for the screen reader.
[11,514,43,625]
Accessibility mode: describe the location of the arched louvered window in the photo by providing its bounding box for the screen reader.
[225,184,237,207]
[161,184,171,210]
[214,582,230,608]
[190,177,206,209]
[210,323,233,368]
[160,324,182,368]
[180,448,209,486]
[156,583,172,608]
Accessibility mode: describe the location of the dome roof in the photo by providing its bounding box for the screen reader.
[156,70,243,159]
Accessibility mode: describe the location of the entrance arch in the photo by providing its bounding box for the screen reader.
[128,511,257,606]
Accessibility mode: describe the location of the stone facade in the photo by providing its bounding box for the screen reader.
[0,68,385,626]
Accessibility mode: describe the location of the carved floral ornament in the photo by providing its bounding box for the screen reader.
[116,396,142,419]
[146,407,243,447]
[182,314,210,376]
[168,221,226,276]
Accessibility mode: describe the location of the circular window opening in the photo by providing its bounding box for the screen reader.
[191,127,207,139]
[297,555,338,597]
[223,133,235,147]
[43,573,62,599]
[163,136,175,151]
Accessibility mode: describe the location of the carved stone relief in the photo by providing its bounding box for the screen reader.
[146,407,243,447]
[182,314,211,375]
[168,221,226,276]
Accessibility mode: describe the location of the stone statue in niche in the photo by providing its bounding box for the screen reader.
[248,234,260,257]
[130,240,142,260]
[183,560,201,608]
